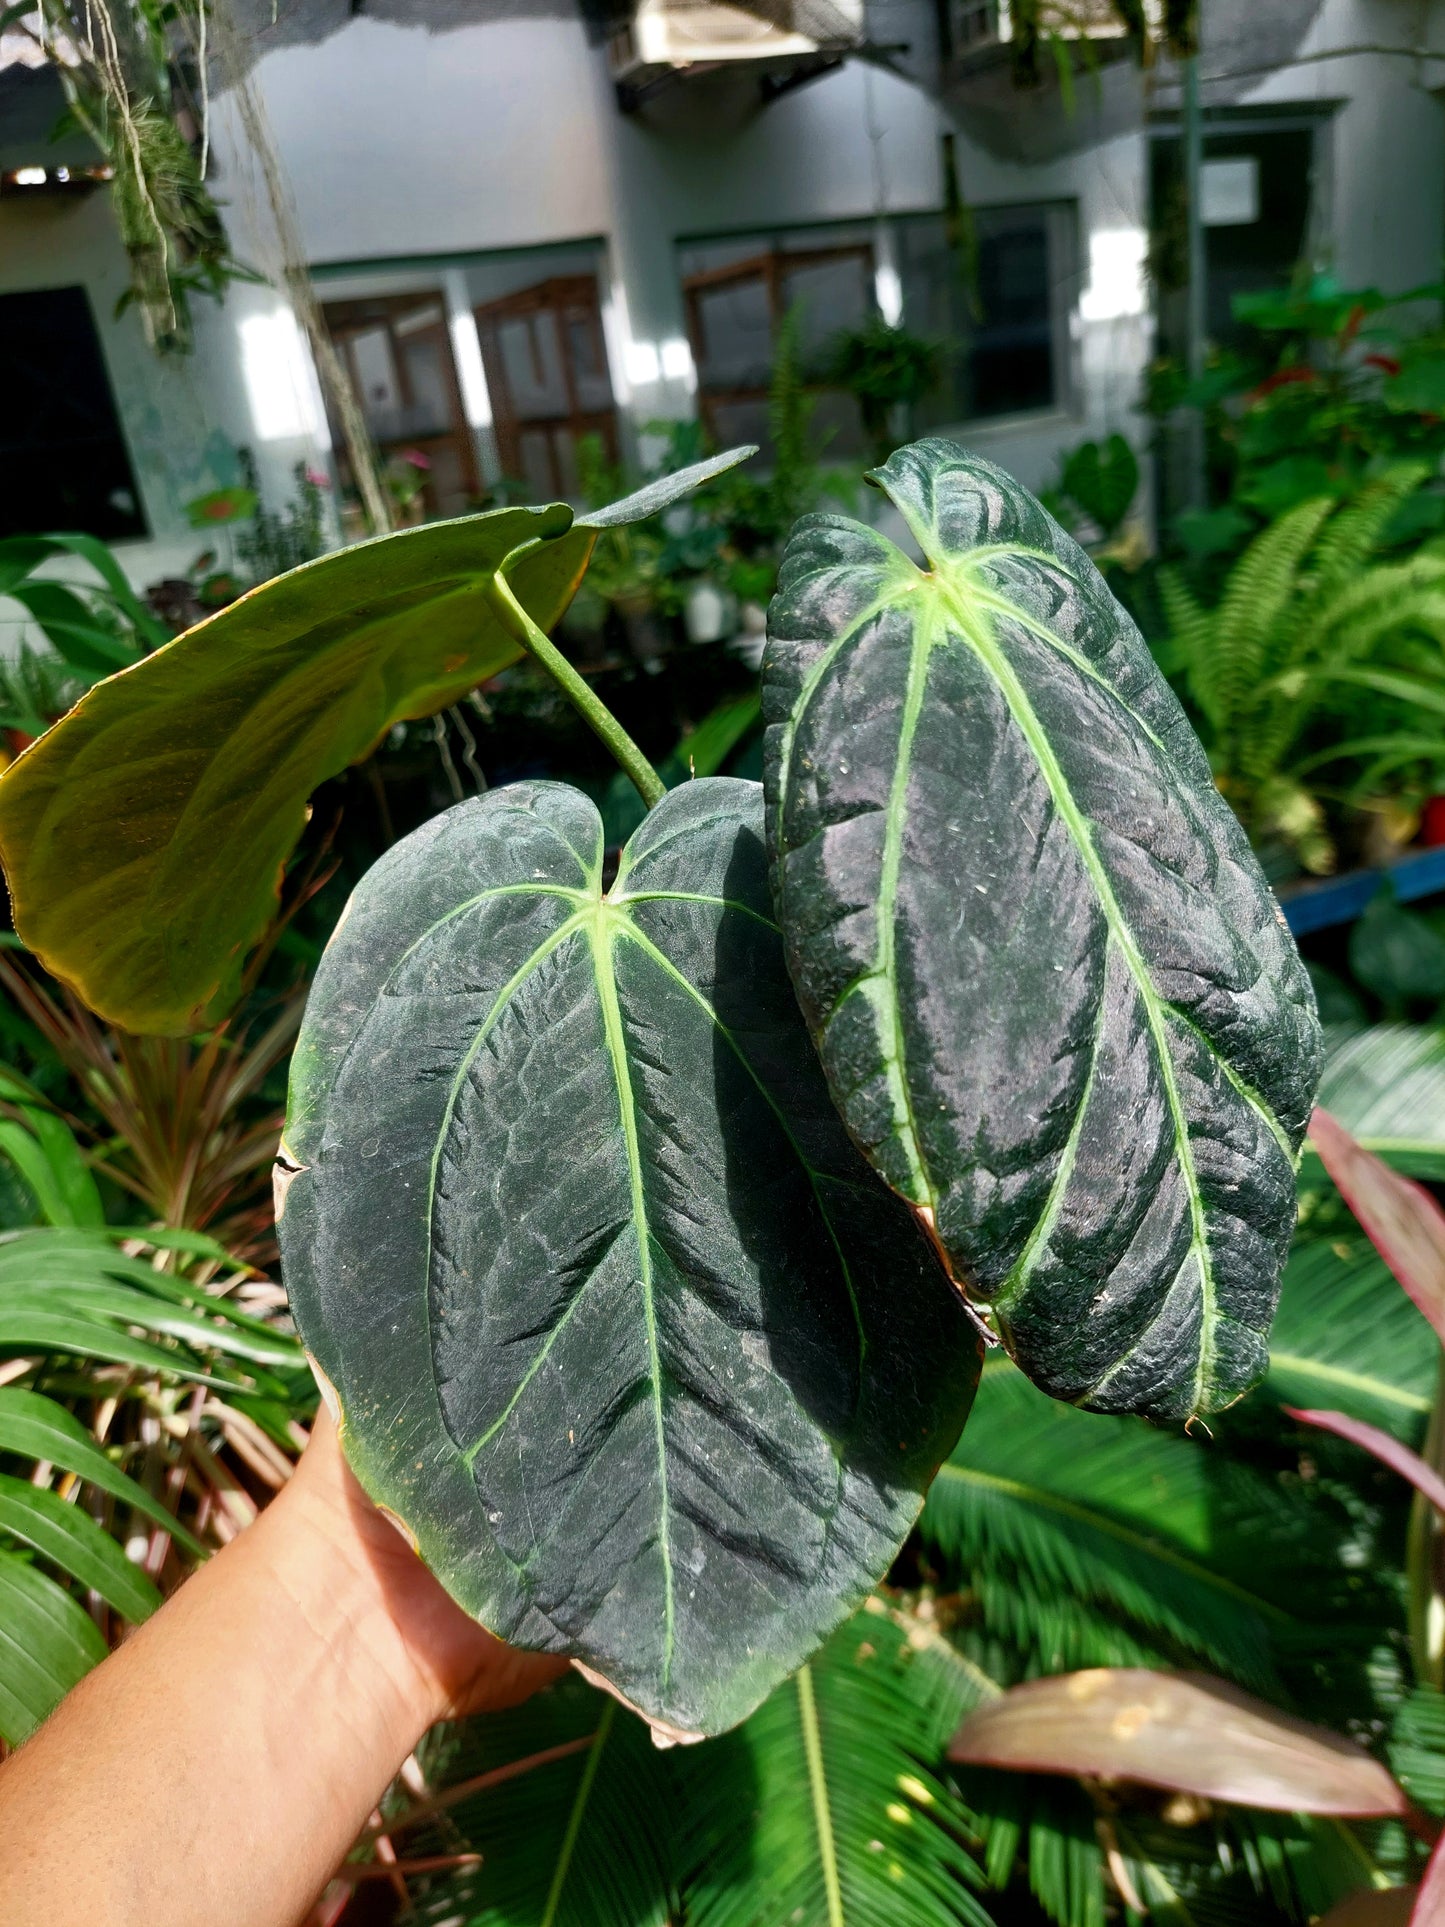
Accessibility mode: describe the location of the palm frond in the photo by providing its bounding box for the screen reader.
[1260,1236,1437,1443]
[1389,1685,1445,1815]
[412,1677,675,1927]
[681,1608,994,1927]
[1314,1023,1445,1176]
[0,1549,107,1745]
[920,1363,1289,1690]
[949,1769,1105,1927]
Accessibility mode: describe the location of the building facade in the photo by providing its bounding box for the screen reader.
[1,0,1443,593]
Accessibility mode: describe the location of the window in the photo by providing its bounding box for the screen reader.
[896,202,1076,427]
[322,292,481,518]
[1149,120,1318,361]
[0,285,145,539]
[676,207,1073,453]
[678,227,876,457]
[473,275,620,500]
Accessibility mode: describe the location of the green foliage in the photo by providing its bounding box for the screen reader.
[1155,470,1445,871]
[681,1612,992,1927]
[1044,433,1141,543]
[1312,1021,1445,1177]
[11,1,255,355]
[281,778,978,1736]
[767,440,1319,1421]
[817,316,942,464]
[415,1682,676,1927]
[0,528,170,739]
[1349,889,1445,1017]
[1151,274,1445,581]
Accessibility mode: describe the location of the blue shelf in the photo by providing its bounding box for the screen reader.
[1279,843,1445,936]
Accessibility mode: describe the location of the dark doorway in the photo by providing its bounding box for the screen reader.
[0,284,146,539]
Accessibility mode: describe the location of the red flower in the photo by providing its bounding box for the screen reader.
[304,464,331,488]
[400,448,432,470]
[1246,366,1317,403]
[1363,353,1402,377]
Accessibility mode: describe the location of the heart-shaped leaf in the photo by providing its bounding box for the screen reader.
[763,441,1322,1421]
[0,448,754,1038]
[0,502,586,1034]
[279,777,980,1737]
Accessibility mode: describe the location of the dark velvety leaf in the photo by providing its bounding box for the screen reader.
[279,778,980,1738]
[763,440,1322,1422]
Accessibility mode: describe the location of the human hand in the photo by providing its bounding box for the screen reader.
[287,1402,567,1727]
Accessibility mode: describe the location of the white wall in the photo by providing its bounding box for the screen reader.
[0,187,332,608]
[1239,0,1445,293]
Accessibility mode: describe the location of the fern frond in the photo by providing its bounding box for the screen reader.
[1307,462,1432,593]
[1156,568,1217,721]
[413,1678,675,1927]
[1205,496,1334,737]
[681,1608,993,1927]
[1303,561,1445,689]
[919,1365,1285,1691]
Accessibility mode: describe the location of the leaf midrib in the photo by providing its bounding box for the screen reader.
[928,569,1221,1414]
[589,909,677,1695]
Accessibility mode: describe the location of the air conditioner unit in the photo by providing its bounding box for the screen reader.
[608,0,864,84]
[950,0,1160,51]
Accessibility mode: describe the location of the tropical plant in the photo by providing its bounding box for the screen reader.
[1042,433,1141,548]
[1148,276,1445,578]
[0,1094,308,1747]
[0,439,1348,1917]
[817,315,942,466]
[1154,467,1445,872]
[0,529,170,743]
[1,2,254,354]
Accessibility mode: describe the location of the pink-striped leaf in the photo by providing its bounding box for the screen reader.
[950,1669,1407,1816]
[1309,1108,1445,1344]
[1286,1406,1445,1516]
[1413,1825,1445,1925]
[1316,1893,1417,1927]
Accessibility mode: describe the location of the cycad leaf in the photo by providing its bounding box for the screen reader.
[1261,1239,1436,1443]
[920,1363,1284,1688]
[1312,1025,1445,1177]
[0,1387,206,1557]
[0,1471,161,1623]
[0,1547,107,1744]
[414,1678,675,1927]
[763,440,1322,1421]
[680,1607,994,1927]
[280,778,980,1737]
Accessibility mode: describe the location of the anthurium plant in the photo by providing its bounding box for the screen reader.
[0,439,1322,1742]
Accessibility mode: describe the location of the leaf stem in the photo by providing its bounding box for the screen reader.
[488,545,666,810]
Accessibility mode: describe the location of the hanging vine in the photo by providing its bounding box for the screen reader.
[3,0,252,354]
